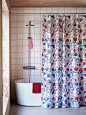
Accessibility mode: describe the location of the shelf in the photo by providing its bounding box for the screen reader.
[23,66,35,69]
[28,37,32,39]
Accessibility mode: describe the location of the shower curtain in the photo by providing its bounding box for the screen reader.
[41,14,86,108]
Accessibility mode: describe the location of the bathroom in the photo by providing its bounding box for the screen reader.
[0,0,86,115]
[10,7,86,114]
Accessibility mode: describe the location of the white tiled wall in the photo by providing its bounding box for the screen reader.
[11,7,86,100]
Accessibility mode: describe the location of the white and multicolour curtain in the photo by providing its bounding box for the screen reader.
[41,14,86,108]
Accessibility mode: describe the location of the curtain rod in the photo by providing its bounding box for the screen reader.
[10,13,86,15]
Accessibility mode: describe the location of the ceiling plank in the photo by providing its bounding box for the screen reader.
[9,0,86,7]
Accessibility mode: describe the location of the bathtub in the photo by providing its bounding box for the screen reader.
[14,79,41,106]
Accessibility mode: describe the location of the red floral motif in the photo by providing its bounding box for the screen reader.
[51,62,54,66]
[42,68,44,71]
[45,25,47,28]
[51,39,54,42]
[44,55,47,58]
[59,19,62,22]
[66,33,68,36]
[75,79,77,82]
[73,37,77,42]
[83,62,85,65]
[65,100,67,104]
[83,38,86,42]
[79,40,82,44]
[66,62,69,65]
[80,59,83,62]
[81,87,84,91]
[74,67,78,71]
[74,49,76,52]
[44,84,46,87]
[79,69,82,73]
[44,19,46,22]
[83,33,85,36]
[60,25,62,28]
[75,97,79,101]
[80,97,83,101]
[58,49,61,52]
[51,33,54,36]
[66,39,69,42]
[41,97,43,100]
[42,38,44,42]
[52,92,54,94]
[84,91,86,93]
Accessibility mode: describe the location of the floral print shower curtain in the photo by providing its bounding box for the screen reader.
[41,14,86,108]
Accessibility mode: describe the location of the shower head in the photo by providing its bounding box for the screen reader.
[29,21,34,26]
[31,25,34,26]
[26,21,35,26]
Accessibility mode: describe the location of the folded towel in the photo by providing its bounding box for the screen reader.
[32,83,41,93]
[30,39,32,49]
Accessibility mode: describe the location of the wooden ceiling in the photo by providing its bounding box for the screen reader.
[9,0,86,7]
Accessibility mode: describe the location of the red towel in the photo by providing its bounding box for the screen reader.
[32,83,41,93]
[30,39,32,49]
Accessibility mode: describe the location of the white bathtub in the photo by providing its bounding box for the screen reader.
[14,79,41,106]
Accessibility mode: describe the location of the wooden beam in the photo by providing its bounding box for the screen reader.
[9,13,11,103]
[0,0,2,114]
[6,0,11,13]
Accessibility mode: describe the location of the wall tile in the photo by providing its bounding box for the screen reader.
[16,53,22,58]
[11,16,17,21]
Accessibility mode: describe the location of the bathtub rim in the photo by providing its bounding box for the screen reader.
[14,78,41,84]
